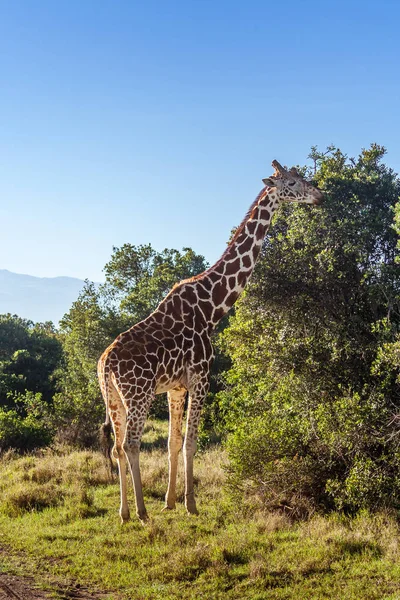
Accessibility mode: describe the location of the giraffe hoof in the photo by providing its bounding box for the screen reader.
[162,504,176,512]
[120,508,131,524]
[185,504,199,516]
[138,511,149,524]
[120,515,130,524]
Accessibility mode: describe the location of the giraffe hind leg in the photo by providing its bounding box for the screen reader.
[120,390,154,523]
[107,383,130,523]
[164,386,187,510]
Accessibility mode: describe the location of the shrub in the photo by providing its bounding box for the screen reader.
[217,145,400,515]
[0,395,53,453]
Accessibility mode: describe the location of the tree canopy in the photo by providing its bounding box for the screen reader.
[218,144,400,513]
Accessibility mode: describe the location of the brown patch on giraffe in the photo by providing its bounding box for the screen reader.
[213,262,225,275]
[208,273,221,285]
[226,290,239,306]
[242,255,252,268]
[174,334,184,347]
[246,220,257,234]
[194,305,207,328]
[237,270,249,288]
[234,230,247,245]
[198,301,213,321]
[163,315,174,329]
[163,337,175,350]
[182,284,197,305]
[182,326,194,340]
[200,276,213,290]
[170,321,182,335]
[225,258,240,276]
[196,283,210,300]
[118,361,131,376]
[212,279,227,306]
[182,299,193,315]
[238,236,253,253]
[259,208,271,221]
[252,245,261,260]
[192,333,204,362]
[149,330,163,340]
[255,223,265,241]
[171,294,182,315]
[213,307,225,322]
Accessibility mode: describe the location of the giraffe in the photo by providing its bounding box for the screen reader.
[97,160,323,523]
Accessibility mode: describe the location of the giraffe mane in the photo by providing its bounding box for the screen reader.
[177,187,267,287]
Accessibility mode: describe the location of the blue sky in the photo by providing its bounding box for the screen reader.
[1,0,399,281]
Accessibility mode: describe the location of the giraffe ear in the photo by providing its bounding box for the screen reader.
[262,177,276,187]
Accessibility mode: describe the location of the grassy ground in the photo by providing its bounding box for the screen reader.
[1,420,400,600]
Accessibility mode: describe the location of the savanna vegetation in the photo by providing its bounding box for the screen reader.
[1,144,400,599]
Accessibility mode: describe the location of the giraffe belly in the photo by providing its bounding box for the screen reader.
[155,377,184,394]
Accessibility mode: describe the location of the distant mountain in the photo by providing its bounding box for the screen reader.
[0,270,88,324]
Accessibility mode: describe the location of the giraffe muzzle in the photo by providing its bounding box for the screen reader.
[313,189,324,205]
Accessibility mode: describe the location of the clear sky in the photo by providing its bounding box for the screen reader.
[1,0,399,281]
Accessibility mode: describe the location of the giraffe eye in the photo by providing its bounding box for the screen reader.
[288,181,296,186]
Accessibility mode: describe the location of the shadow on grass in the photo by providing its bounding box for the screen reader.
[334,539,382,558]
[141,434,168,451]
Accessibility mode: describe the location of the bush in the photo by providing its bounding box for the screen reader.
[217,145,400,515]
[0,392,53,453]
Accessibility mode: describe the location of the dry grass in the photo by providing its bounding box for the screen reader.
[0,448,109,517]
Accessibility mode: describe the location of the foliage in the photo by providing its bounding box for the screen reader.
[0,315,62,452]
[218,144,400,513]
[56,281,128,445]
[103,244,208,322]
[0,314,62,408]
[0,391,53,452]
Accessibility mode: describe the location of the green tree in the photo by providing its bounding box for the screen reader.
[103,244,208,321]
[218,145,400,513]
[0,314,62,409]
[56,282,126,445]
[0,315,62,451]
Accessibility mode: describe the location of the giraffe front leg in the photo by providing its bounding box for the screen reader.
[164,386,186,510]
[183,380,208,515]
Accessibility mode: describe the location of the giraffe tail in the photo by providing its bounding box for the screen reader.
[100,413,114,480]
[98,358,114,479]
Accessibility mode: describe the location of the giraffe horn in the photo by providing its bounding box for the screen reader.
[271,160,288,177]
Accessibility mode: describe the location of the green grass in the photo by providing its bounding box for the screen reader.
[1,419,400,599]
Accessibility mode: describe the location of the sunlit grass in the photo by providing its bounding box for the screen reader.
[1,420,400,599]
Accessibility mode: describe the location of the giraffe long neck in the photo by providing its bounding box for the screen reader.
[195,186,278,326]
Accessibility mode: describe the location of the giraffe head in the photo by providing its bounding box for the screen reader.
[262,160,323,205]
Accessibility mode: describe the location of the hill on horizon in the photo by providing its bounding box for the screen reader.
[0,269,90,325]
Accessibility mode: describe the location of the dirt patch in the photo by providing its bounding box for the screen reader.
[0,573,51,600]
[0,548,112,600]
[0,572,112,600]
